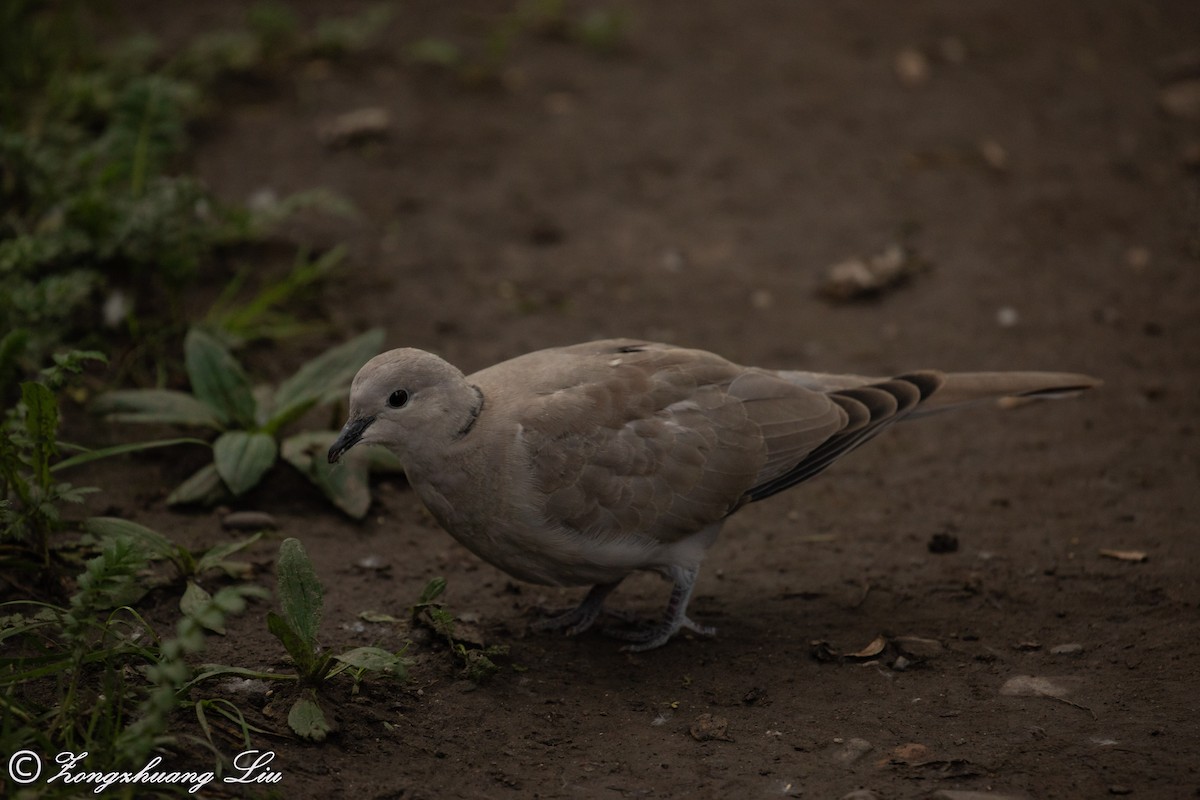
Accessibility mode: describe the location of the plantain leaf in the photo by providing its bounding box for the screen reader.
[167,462,229,506]
[212,431,277,496]
[276,538,323,651]
[91,389,224,429]
[281,431,372,519]
[333,646,408,678]
[53,437,209,472]
[266,328,384,434]
[181,581,226,634]
[267,610,314,674]
[184,328,257,428]
[195,531,263,575]
[85,516,179,563]
[287,693,333,742]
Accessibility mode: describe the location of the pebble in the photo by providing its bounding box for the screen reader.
[893,636,944,659]
[1051,643,1084,655]
[689,713,733,742]
[222,510,278,531]
[996,306,1020,328]
[895,47,931,87]
[842,791,880,800]
[999,674,1075,699]
[831,737,873,765]
[933,792,1030,800]
[1159,79,1200,119]
[318,107,392,147]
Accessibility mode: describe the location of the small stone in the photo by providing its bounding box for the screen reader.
[1000,675,1077,699]
[751,289,774,309]
[689,713,734,742]
[1159,79,1200,119]
[979,139,1009,171]
[831,737,873,765]
[318,107,392,147]
[1125,246,1151,272]
[933,792,1031,800]
[842,791,880,800]
[996,306,1020,327]
[221,510,278,531]
[1051,643,1084,655]
[890,742,932,763]
[895,47,931,87]
[893,636,944,659]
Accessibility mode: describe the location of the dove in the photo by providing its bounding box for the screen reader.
[328,339,1097,651]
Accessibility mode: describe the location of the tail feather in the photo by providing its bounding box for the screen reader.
[910,371,1100,417]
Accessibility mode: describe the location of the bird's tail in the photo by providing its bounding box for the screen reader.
[774,368,1100,417]
[908,370,1100,417]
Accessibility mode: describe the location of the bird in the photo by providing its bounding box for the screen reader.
[328,339,1097,651]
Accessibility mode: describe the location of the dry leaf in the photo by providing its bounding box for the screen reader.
[1099,548,1148,563]
[845,635,887,660]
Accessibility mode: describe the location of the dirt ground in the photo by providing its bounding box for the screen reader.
[83,1,1200,797]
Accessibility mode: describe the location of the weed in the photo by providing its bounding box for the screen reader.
[192,538,407,742]
[1,352,201,590]
[92,327,396,516]
[411,577,509,683]
[0,536,264,776]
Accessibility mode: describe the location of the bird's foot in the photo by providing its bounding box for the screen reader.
[531,604,602,636]
[602,615,717,652]
[530,581,622,636]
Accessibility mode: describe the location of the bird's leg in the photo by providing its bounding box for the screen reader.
[602,566,716,652]
[531,580,623,636]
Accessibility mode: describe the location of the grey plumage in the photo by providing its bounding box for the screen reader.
[329,339,1098,650]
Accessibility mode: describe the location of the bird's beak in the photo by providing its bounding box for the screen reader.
[328,415,375,463]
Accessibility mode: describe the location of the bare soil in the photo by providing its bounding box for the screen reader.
[82,1,1200,797]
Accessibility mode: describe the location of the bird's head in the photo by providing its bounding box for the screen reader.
[328,348,482,465]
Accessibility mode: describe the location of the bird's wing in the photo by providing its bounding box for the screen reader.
[481,341,848,543]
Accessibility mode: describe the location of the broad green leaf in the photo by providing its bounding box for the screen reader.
[167,462,229,506]
[276,538,323,650]
[334,646,407,678]
[267,328,384,433]
[85,516,179,562]
[53,437,209,472]
[288,693,332,742]
[181,581,226,634]
[213,430,277,496]
[195,531,263,575]
[184,328,257,428]
[91,389,223,429]
[267,610,314,675]
[281,431,371,519]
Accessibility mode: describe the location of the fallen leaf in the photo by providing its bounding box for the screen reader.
[1099,549,1148,563]
[844,635,887,660]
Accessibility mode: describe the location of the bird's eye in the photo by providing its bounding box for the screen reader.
[388,389,410,409]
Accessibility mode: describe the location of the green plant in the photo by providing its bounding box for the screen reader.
[204,243,351,348]
[411,577,509,683]
[84,516,262,632]
[1,351,202,588]
[92,327,395,516]
[0,536,264,775]
[188,538,406,742]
